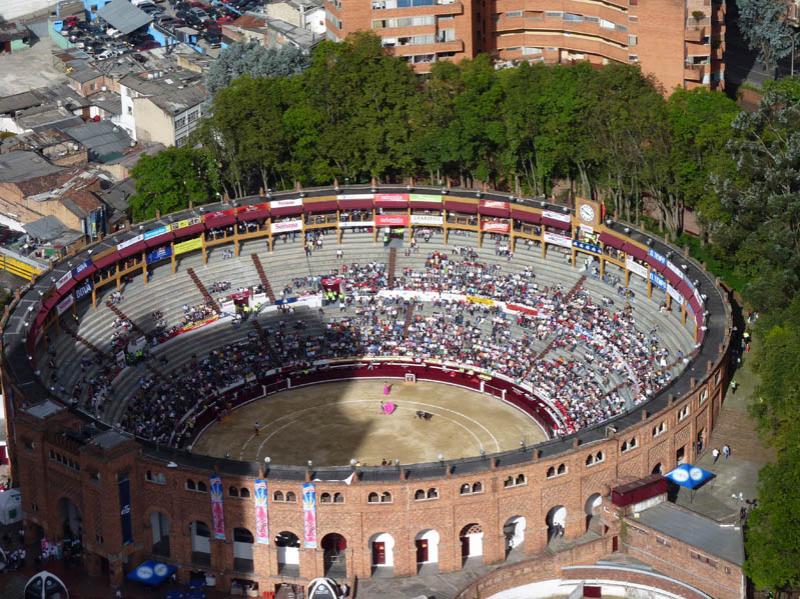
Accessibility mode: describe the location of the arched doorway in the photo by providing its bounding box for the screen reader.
[369,532,395,577]
[503,516,526,560]
[459,523,483,567]
[545,506,567,544]
[415,529,440,574]
[584,493,603,532]
[233,528,254,573]
[150,511,170,557]
[652,463,663,475]
[190,521,211,566]
[321,533,347,579]
[275,531,300,576]
[57,497,82,540]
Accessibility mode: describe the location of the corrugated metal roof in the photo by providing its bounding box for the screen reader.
[97,0,152,35]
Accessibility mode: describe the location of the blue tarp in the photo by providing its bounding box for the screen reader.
[665,463,715,489]
[126,560,176,586]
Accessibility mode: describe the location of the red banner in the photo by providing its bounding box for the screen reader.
[376,214,409,227]
[506,303,538,316]
[481,221,509,233]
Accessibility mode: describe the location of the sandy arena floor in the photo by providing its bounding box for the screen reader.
[191,380,547,466]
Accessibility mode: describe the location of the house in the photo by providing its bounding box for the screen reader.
[0,22,32,53]
[118,70,207,146]
[265,0,326,35]
[223,12,322,53]
[0,129,88,167]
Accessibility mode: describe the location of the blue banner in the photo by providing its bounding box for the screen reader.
[650,271,667,290]
[118,473,133,545]
[144,225,168,240]
[573,240,601,254]
[648,248,666,265]
[75,279,93,300]
[146,245,172,265]
[72,259,93,278]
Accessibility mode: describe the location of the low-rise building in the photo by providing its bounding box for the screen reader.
[0,22,32,53]
[223,12,323,53]
[265,0,327,35]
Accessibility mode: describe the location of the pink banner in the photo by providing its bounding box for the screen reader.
[375,214,409,227]
[302,482,317,548]
[209,475,226,540]
[481,221,510,233]
[254,479,269,544]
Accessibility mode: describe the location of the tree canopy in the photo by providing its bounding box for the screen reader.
[206,41,310,95]
[737,0,794,74]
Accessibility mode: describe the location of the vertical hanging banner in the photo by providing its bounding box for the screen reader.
[302,482,317,548]
[210,474,226,540]
[118,473,133,545]
[254,479,269,545]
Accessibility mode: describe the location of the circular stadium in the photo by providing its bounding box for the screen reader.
[0,187,732,595]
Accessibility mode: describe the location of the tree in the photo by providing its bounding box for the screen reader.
[129,147,221,221]
[206,42,309,94]
[737,0,794,75]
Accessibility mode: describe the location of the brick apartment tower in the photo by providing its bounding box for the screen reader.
[324,0,726,91]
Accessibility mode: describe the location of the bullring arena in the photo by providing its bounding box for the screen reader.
[0,187,735,598]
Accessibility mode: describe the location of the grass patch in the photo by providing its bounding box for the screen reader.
[676,233,747,294]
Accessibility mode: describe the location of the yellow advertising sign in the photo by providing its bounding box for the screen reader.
[466,295,494,306]
[173,236,203,256]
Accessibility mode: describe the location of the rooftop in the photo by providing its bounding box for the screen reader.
[23,215,79,244]
[0,22,30,44]
[0,151,64,183]
[90,429,130,450]
[97,0,152,35]
[64,120,133,162]
[119,70,207,115]
[14,104,84,133]
[630,501,745,566]
[24,400,64,419]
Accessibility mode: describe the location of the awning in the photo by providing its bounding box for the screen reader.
[35,309,49,328]
[676,280,691,299]
[689,297,702,320]
[479,200,509,217]
[58,277,78,295]
[204,213,236,229]
[144,232,173,248]
[238,205,270,221]
[94,251,121,270]
[542,216,571,231]
[510,208,541,224]
[118,241,146,259]
[271,205,303,217]
[665,464,714,489]
[173,223,204,238]
[43,294,59,311]
[663,267,683,288]
[444,199,478,214]
[645,254,667,272]
[337,198,373,210]
[599,232,625,250]
[126,560,176,587]
[409,201,442,210]
[303,200,338,213]
[622,242,647,261]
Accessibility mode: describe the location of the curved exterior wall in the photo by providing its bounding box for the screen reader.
[0,187,732,590]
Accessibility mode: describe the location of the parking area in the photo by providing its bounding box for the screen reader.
[0,36,67,97]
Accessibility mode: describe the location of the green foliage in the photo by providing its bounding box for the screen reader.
[737,0,794,74]
[206,42,309,95]
[130,147,221,221]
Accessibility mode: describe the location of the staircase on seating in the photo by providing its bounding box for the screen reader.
[187,267,220,311]
[251,254,277,303]
[387,247,397,288]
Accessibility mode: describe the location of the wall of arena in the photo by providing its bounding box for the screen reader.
[1,188,733,592]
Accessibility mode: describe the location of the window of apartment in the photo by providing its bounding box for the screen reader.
[175,116,187,128]
[522,47,542,55]
[187,111,198,123]
[505,10,522,17]
[676,445,686,464]
[628,15,638,22]
[563,12,583,21]
[699,389,708,404]
[546,463,568,478]
[678,405,690,421]
[628,54,639,62]
[628,34,637,45]
[621,437,638,452]
[326,10,342,28]
[145,470,166,484]
[656,536,671,547]
[545,11,562,18]
[176,136,188,147]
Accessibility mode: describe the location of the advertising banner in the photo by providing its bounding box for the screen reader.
[270,219,303,234]
[375,193,408,204]
[56,294,74,315]
[625,257,649,279]
[174,236,203,256]
[146,246,171,265]
[409,194,442,204]
[693,287,703,306]
[667,284,684,305]
[466,295,494,306]
[542,210,572,223]
[75,279,92,300]
[254,479,269,544]
[375,214,409,227]
[648,248,666,266]
[666,261,684,280]
[118,474,133,545]
[573,240,601,254]
[144,226,168,240]
[543,231,572,248]
[339,220,374,228]
[270,198,303,209]
[210,475,226,540]
[481,221,509,233]
[650,271,667,291]
[55,270,73,291]
[117,234,144,252]
[302,482,317,548]
[338,193,374,200]
[72,259,93,278]
[169,217,201,232]
[410,214,444,226]
[480,200,508,210]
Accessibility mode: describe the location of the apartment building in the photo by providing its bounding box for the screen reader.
[325,0,725,91]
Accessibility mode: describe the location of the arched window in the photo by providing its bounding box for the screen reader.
[516,474,526,485]
[229,486,239,497]
[586,455,594,466]
[427,488,438,499]
[320,493,332,503]
[186,479,196,490]
[197,481,207,493]
[240,488,250,498]
[286,491,296,502]
[368,492,380,503]
[595,451,604,463]
[546,466,556,478]
[381,492,392,503]
[460,484,471,495]
[234,528,254,543]
[472,482,482,493]
[414,489,426,501]
[557,463,567,475]
[273,491,284,502]
[333,493,344,503]
[504,476,513,488]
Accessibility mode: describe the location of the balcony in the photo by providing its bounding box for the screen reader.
[683,63,707,81]
[387,38,465,55]
[494,18,629,46]
[685,24,706,43]
[371,0,463,15]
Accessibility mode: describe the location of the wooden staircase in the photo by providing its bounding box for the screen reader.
[534,275,587,362]
[251,254,276,303]
[187,267,220,311]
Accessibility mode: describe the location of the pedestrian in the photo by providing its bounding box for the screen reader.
[253,421,260,436]
[722,444,731,460]
[712,447,720,463]
[730,379,738,394]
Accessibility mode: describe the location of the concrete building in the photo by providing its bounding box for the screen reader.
[265,0,327,35]
[324,0,725,90]
[223,12,324,53]
[118,70,207,146]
